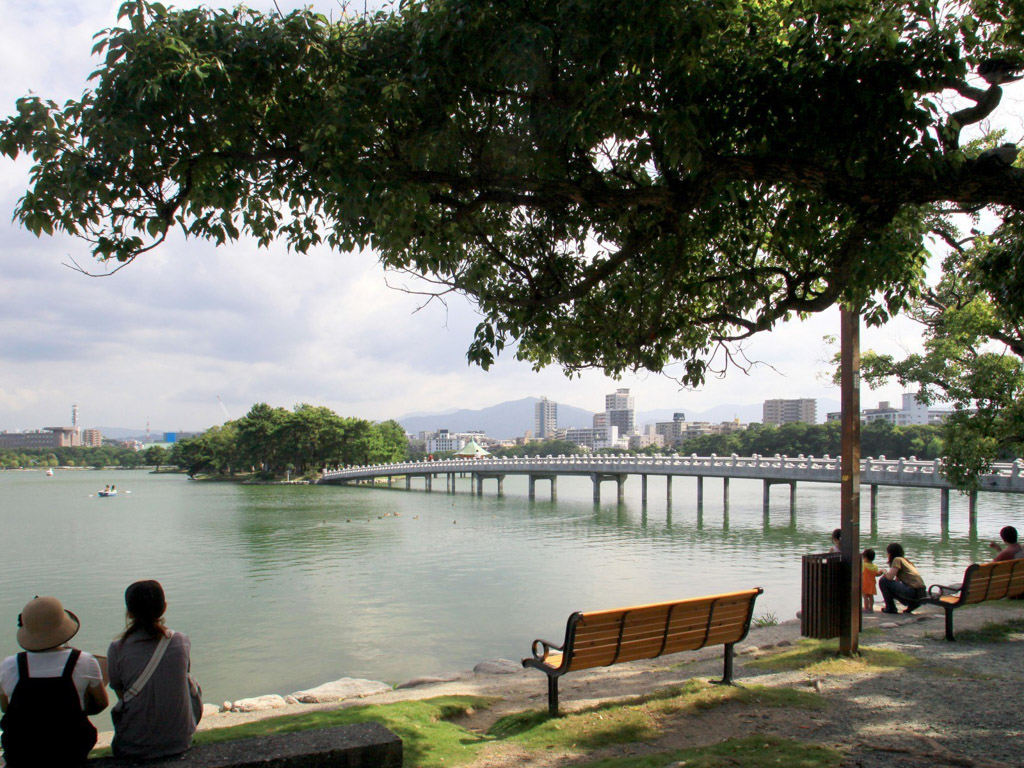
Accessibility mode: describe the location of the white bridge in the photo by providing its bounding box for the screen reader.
[321,454,1024,518]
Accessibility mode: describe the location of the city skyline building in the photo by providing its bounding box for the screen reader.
[0,427,81,450]
[654,412,688,446]
[605,388,636,436]
[534,396,557,440]
[825,392,948,426]
[559,425,622,451]
[763,398,817,425]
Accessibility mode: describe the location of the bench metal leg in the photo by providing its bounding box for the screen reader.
[547,675,560,717]
[710,643,735,685]
[944,607,956,642]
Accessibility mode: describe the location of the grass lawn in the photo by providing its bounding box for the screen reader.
[114,680,826,767]
[747,638,917,674]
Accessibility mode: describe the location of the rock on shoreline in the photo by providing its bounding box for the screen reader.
[215,659,520,713]
[225,677,392,712]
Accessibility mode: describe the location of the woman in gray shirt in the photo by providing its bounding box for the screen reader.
[107,580,197,759]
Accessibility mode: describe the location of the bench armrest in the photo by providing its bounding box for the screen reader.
[529,638,564,662]
[928,582,962,598]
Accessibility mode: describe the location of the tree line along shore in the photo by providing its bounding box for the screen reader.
[1,404,971,485]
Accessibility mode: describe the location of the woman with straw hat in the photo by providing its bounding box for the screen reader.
[0,596,108,767]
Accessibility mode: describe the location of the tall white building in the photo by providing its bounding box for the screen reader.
[534,397,558,439]
[605,388,636,436]
[763,398,817,425]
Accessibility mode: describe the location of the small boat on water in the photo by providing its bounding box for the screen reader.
[98,490,117,497]
[45,469,54,477]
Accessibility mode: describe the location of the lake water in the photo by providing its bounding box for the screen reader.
[1,468,1020,709]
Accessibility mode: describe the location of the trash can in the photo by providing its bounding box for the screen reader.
[801,552,842,639]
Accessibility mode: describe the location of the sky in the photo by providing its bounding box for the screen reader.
[0,0,1001,433]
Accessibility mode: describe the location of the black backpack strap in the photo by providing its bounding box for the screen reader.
[16,651,28,679]
[61,648,82,679]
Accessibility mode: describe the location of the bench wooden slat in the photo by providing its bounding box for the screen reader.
[923,560,1024,640]
[576,599,753,632]
[523,588,763,714]
[569,609,753,662]
[575,590,762,622]
[575,608,753,645]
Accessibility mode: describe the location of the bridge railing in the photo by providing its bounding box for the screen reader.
[320,454,1024,492]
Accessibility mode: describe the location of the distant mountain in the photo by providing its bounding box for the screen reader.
[399,397,595,439]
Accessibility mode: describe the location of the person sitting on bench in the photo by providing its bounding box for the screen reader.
[989,526,1023,562]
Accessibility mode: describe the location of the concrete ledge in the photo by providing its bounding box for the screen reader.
[90,722,402,767]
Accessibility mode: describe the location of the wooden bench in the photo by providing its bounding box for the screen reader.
[521,588,763,716]
[920,559,1024,641]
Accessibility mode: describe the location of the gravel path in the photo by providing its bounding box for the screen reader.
[90,600,1024,767]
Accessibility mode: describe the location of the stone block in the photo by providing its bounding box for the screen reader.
[90,722,402,768]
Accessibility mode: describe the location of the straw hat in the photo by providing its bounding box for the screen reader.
[17,596,80,651]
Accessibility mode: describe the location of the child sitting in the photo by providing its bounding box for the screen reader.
[861,549,880,612]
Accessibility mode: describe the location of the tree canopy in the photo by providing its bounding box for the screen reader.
[170,403,409,476]
[859,215,1024,488]
[680,419,945,461]
[2,0,1023,386]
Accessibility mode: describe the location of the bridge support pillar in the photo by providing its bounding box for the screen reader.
[696,476,703,508]
[591,473,626,504]
[529,474,555,501]
[940,488,949,529]
[789,481,797,510]
[641,474,648,505]
[666,475,672,503]
[425,474,432,492]
[723,477,730,511]
[475,473,505,497]
[969,490,978,530]
[405,476,411,490]
[762,479,771,513]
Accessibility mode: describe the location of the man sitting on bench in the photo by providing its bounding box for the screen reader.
[989,526,1023,562]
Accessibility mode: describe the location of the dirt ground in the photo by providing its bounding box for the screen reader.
[148,599,1024,768]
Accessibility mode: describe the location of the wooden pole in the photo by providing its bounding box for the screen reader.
[840,308,861,655]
